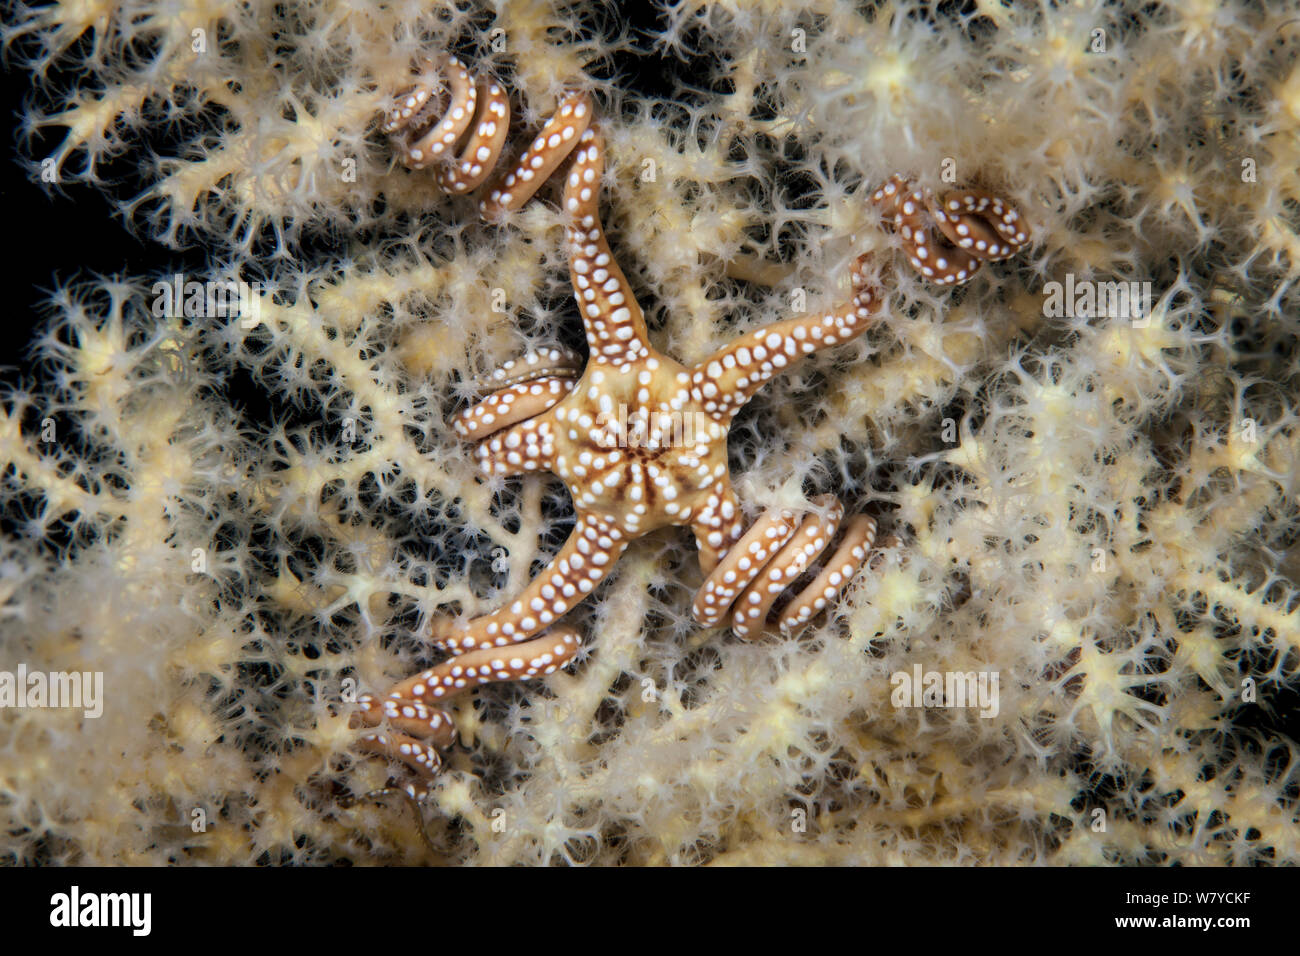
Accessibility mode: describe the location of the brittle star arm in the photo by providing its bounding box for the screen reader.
[690,477,744,575]
[354,514,624,793]
[469,411,561,478]
[352,625,582,794]
[690,253,880,426]
[563,129,652,367]
[435,511,630,654]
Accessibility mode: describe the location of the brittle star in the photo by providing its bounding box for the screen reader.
[356,72,1030,797]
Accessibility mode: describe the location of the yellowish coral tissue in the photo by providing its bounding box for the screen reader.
[0,0,1297,866]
